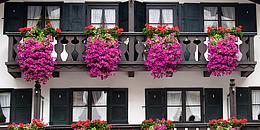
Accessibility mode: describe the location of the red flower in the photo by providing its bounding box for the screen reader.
[148,118,153,123]
[38,122,43,127]
[47,22,52,27]
[175,26,180,32]
[240,118,248,123]
[56,28,62,33]
[217,119,223,124]
[207,26,211,33]
[71,123,76,128]
[236,27,241,32]
[85,25,94,30]
[166,120,172,124]
[7,124,11,129]
[117,28,124,33]
[223,120,228,124]
[83,122,89,128]
[19,123,24,128]
[209,120,215,125]
[114,25,119,29]
[233,118,238,124]
[108,125,112,129]
[145,23,149,27]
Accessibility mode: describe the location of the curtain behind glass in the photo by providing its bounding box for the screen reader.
[252,90,260,120]
[27,6,42,27]
[46,6,60,28]
[204,7,218,20]
[104,9,116,28]
[149,9,160,27]
[167,91,182,121]
[73,91,88,121]
[92,91,107,120]
[162,9,173,27]
[186,91,201,121]
[91,9,102,28]
[221,7,235,28]
[0,93,10,123]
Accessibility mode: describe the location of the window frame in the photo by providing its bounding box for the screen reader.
[146,3,178,26]
[166,88,203,123]
[250,87,260,122]
[86,3,119,28]
[25,2,62,28]
[71,88,109,122]
[202,3,238,31]
[0,89,13,125]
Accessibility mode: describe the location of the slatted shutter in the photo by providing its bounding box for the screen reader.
[134,1,146,32]
[236,4,257,32]
[236,87,250,119]
[119,2,128,32]
[205,88,223,121]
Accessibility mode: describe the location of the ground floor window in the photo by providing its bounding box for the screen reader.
[0,92,11,124]
[252,89,260,121]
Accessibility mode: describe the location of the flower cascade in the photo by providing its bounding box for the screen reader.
[143,24,182,78]
[83,25,123,79]
[17,23,61,84]
[70,119,112,130]
[209,117,248,130]
[207,26,243,76]
[7,118,47,130]
[140,118,175,130]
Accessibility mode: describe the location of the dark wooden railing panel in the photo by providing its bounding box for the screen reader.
[5,32,257,77]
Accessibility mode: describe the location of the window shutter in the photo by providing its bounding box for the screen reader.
[50,89,71,125]
[145,89,166,119]
[180,4,203,32]
[134,1,146,32]
[4,3,26,33]
[119,2,128,32]
[236,88,250,119]
[205,88,223,121]
[61,4,86,32]
[11,89,32,123]
[108,88,128,124]
[236,4,256,32]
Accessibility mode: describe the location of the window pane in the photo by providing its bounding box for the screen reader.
[27,20,42,28]
[105,24,115,29]
[167,107,182,121]
[252,90,260,104]
[149,9,160,23]
[252,105,260,120]
[167,91,182,105]
[91,9,102,23]
[104,9,115,23]
[92,91,107,106]
[162,23,173,27]
[92,107,107,120]
[162,9,173,24]
[150,24,160,27]
[73,91,88,106]
[1,108,10,123]
[186,107,201,121]
[27,6,42,19]
[45,6,60,19]
[73,107,88,122]
[204,21,218,32]
[222,21,235,28]
[46,20,60,28]
[204,7,218,20]
[221,7,235,20]
[186,91,200,105]
[0,92,11,107]
[92,24,101,28]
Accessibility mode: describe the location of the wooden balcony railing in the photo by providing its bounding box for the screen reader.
[5,32,256,78]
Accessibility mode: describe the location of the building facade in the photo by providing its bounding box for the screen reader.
[0,0,260,129]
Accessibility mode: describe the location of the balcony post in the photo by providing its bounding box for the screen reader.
[128,0,134,32]
[33,81,41,119]
[229,79,237,117]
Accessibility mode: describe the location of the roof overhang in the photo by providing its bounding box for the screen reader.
[249,0,260,4]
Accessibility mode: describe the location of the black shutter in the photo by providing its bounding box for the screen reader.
[180,4,203,32]
[134,1,146,32]
[61,4,86,32]
[108,88,128,124]
[4,3,26,33]
[12,89,32,123]
[205,88,223,121]
[145,89,166,119]
[236,88,250,119]
[119,2,128,32]
[236,4,256,32]
[50,89,71,125]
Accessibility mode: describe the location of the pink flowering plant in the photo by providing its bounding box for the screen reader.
[83,25,123,79]
[143,24,182,78]
[70,119,112,130]
[7,118,46,130]
[141,118,174,130]
[17,22,61,84]
[209,117,248,130]
[207,26,243,76]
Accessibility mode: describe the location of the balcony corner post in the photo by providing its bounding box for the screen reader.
[229,79,237,117]
[33,81,41,119]
[128,0,135,32]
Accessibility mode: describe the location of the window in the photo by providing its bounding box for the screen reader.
[72,90,107,122]
[0,92,11,124]
[27,5,60,28]
[167,90,202,122]
[87,5,118,28]
[203,6,235,32]
[147,5,176,27]
[252,90,260,121]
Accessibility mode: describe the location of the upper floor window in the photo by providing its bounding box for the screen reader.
[0,92,11,124]
[252,90,260,121]
[147,5,176,27]
[27,5,61,28]
[203,6,235,32]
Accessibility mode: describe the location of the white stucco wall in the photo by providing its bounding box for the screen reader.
[0,1,259,124]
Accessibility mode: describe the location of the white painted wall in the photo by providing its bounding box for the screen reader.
[0,1,259,125]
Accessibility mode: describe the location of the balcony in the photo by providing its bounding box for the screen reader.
[5,32,257,78]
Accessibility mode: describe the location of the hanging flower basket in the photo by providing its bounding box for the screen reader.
[141,118,175,130]
[209,117,247,130]
[17,23,61,84]
[207,26,243,76]
[143,24,182,79]
[7,118,47,130]
[83,25,123,80]
[71,119,112,130]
